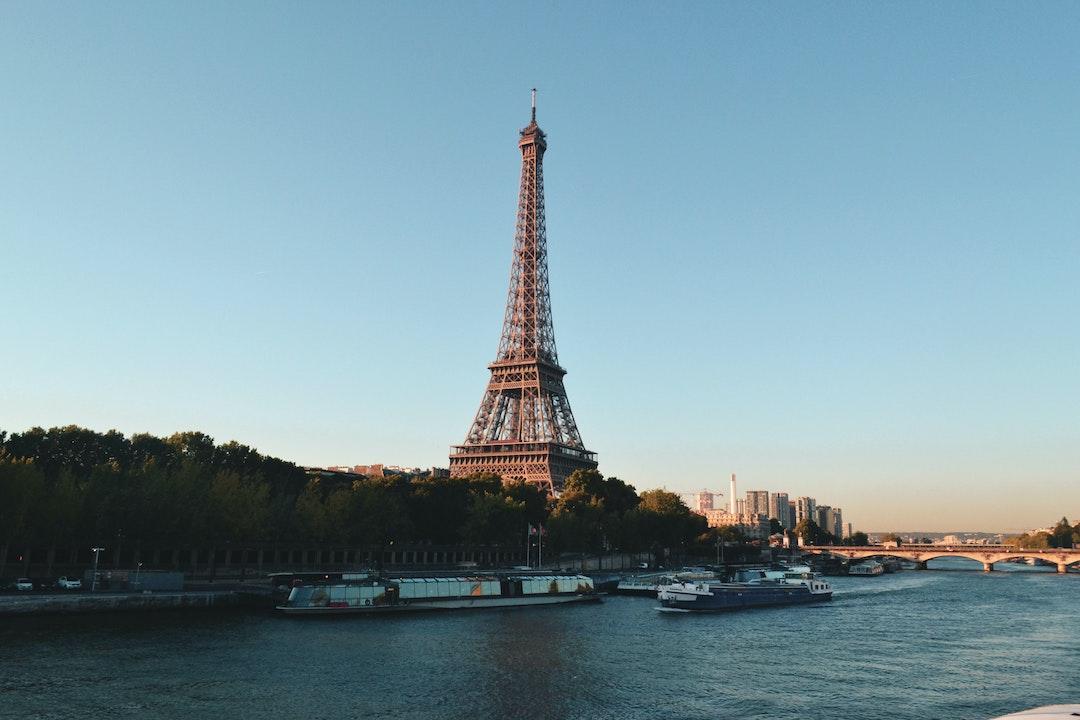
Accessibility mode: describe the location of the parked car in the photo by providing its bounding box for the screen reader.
[56,576,82,590]
[14,578,34,591]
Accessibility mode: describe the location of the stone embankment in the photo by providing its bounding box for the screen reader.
[0,590,250,616]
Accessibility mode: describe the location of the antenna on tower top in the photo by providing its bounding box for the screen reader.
[531,88,537,122]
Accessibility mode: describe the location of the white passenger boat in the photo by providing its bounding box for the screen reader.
[848,560,885,576]
[276,573,599,615]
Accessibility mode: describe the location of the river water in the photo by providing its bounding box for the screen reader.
[2,561,1078,720]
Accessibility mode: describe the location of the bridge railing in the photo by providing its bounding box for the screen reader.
[804,545,1078,554]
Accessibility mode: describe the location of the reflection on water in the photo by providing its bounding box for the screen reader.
[480,608,579,717]
[1,570,1078,720]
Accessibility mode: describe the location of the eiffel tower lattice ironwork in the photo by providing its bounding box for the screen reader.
[449,92,597,495]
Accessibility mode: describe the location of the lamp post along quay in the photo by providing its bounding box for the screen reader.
[90,547,104,592]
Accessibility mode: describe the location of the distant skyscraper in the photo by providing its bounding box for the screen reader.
[819,506,843,539]
[770,492,792,529]
[767,493,780,522]
[816,504,831,531]
[746,490,770,517]
[795,497,817,526]
[736,498,746,515]
[729,474,737,513]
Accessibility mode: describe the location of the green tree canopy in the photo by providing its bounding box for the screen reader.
[1050,517,1074,548]
[795,519,839,546]
[845,531,869,546]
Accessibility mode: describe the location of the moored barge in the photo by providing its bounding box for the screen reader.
[275,573,599,615]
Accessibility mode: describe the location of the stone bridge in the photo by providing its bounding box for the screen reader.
[801,544,1080,573]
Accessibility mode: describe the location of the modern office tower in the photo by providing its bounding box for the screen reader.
[846,522,853,539]
[818,506,844,539]
[816,505,832,531]
[746,490,770,517]
[788,500,796,526]
[735,498,746,515]
[769,492,792,529]
[449,94,596,493]
[795,496,817,526]
[812,506,845,540]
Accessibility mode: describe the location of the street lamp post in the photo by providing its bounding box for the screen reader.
[525,525,531,569]
[90,547,104,592]
[134,562,143,590]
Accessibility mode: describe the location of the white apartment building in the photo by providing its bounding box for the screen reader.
[700,509,771,540]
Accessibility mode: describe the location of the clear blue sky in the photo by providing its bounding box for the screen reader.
[2,2,1078,533]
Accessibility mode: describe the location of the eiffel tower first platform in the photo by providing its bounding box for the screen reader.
[449,92,597,495]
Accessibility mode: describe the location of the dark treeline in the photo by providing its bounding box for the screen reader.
[0,426,708,563]
[1009,518,1080,549]
[793,519,868,547]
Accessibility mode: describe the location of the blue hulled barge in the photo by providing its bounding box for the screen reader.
[657,570,832,613]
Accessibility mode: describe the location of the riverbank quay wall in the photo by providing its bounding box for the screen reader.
[2,542,528,581]
[801,545,1080,573]
[3,543,653,583]
[0,590,246,617]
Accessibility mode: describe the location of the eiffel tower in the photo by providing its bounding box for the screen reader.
[449,92,597,495]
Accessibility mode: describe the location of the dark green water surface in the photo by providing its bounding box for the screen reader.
[2,563,1078,719]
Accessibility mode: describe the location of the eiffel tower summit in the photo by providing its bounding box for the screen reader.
[449,91,597,495]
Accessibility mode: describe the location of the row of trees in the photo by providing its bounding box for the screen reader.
[1009,518,1079,549]
[1,427,308,553]
[1,426,709,563]
[791,518,868,546]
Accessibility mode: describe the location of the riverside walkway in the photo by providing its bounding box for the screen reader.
[0,587,265,616]
[802,544,1080,572]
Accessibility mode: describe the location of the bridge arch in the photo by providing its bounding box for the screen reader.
[824,550,991,567]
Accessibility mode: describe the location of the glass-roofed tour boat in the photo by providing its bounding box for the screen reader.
[273,572,599,615]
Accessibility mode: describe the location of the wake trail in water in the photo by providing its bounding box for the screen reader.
[831,575,943,599]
